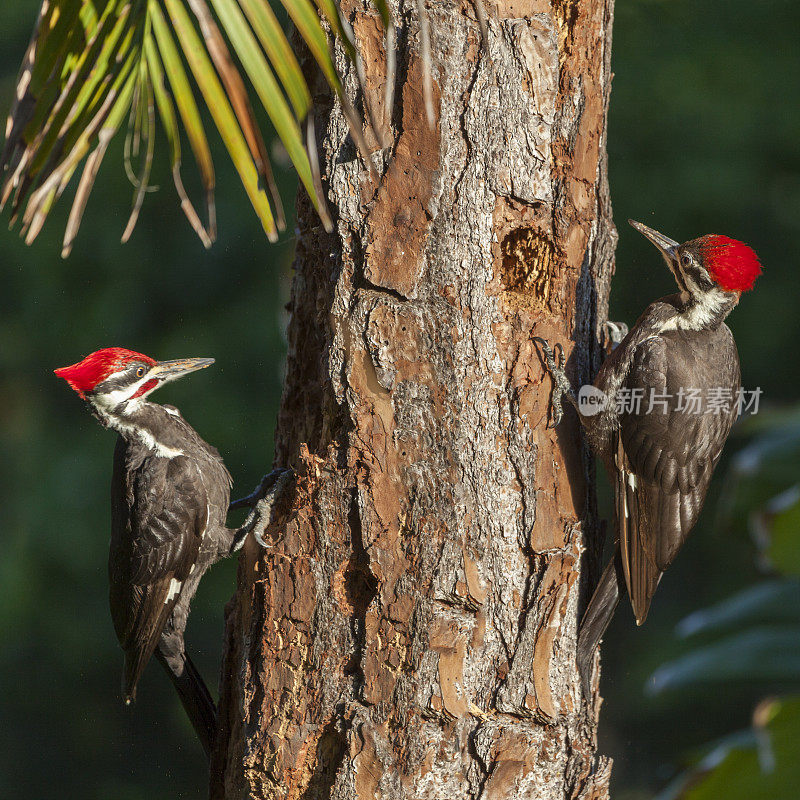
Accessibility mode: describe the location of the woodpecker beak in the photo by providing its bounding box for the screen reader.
[629,219,680,266]
[148,357,215,385]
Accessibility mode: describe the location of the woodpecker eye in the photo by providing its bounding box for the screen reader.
[135,366,146,378]
[681,254,692,267]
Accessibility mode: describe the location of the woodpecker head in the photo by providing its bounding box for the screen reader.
[55,347,214,418]
[629,220,761,327]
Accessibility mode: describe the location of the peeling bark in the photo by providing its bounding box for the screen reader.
[212,0,617,797]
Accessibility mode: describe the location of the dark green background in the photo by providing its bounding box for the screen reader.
[0,1,797,797]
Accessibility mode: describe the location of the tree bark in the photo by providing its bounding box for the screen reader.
[212,0,617,797]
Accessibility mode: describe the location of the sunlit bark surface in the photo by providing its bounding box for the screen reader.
[212,0,617,796]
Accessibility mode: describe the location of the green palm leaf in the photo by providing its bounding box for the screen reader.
[1,0,395,255]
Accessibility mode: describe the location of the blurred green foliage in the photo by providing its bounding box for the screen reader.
[648,410,800,799]
[658,697,800,800]
[0,0,799,798]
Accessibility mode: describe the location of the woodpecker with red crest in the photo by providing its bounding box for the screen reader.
[55,347,235,757]
[535,220,762,694]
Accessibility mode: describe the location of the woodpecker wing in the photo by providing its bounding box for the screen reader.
[615,326,739,624]
[110,446,209,699]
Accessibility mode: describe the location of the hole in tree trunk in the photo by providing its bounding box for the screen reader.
[500,227,554,302]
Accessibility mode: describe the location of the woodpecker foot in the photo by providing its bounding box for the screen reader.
[229,468,285,511]
[602,320,629,353]
[230,469,295,551]
[532,337,575,427]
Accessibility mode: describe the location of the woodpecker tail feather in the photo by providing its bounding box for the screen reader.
[576,548,624,699]
[122,646,153,706]
[155,647,217,759]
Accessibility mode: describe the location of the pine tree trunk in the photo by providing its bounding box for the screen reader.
[212,0,617,797]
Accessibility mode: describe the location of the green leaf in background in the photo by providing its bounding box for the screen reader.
[649,628,800,695]
[676,579,800,638]
[654,729,758,800]
[765,490,800,576]
[716,412,800,535]
[656,697,800,800]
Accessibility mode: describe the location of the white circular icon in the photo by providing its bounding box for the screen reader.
[578,385,608,416]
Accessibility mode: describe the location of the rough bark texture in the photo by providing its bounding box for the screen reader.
[212,0,617,797]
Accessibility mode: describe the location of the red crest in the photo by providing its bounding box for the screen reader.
[699,235,762,293]
[55,348,156,399]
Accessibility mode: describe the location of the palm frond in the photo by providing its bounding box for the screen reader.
[414,0,434,128]
[1,0,395,255]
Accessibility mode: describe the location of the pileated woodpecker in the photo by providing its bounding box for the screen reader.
[535,220,762,694]
[55,347,234,757]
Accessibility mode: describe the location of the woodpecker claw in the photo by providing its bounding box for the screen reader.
[602,320,629,353]
[229,468,286,511]
[230,469,295,552]
[533,336,573,427]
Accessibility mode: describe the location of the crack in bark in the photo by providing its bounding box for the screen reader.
[299,716,348,800]
[356,274,410,304]
[343,491,379,701]
[467,723,494,799]
[451,44,483,205]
